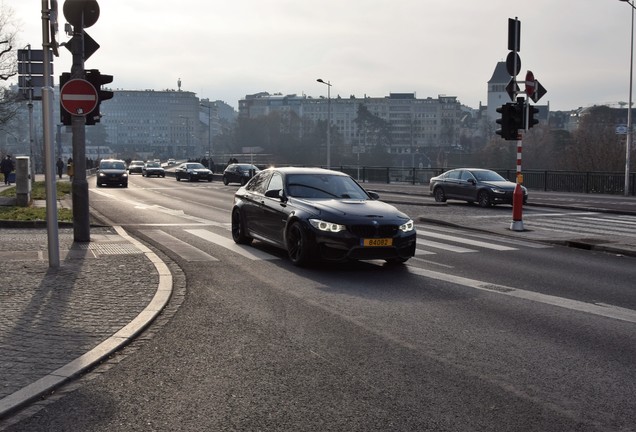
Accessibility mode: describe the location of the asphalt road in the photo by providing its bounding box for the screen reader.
[3,176,635,431]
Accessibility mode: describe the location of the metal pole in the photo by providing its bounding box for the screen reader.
[317,78,332,169]
[626,4,634,196]
[41,0,60,267]
[70,17,90,242]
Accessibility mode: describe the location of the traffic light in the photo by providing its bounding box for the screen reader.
[59,72,72,126]
[511,99,525,131]
[527,104,539,129]
[496,103,517,140]
[84,69,114,125]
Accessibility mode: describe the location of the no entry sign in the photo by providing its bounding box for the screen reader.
[60,78,98,116]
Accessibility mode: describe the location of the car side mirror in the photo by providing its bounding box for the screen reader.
[265,189,287,202]
[467,178,476,185]
[367,191,380,200]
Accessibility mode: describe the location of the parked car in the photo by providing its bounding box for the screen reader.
[231,167,417,266]
[223,163,260,185]
[166,158,176,166]
[429,168,528,207]
[96,159,128,188]
[128,160,145,174]
[142,161,165,177]
[174,162,213,182]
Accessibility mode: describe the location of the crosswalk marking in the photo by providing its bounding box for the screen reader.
[418,230,517,251]
[526,215,636,238]
[418,240,477,253]
[185,229,280,261]
[139,229,218,261]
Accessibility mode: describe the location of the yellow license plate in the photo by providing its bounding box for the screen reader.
[362,238,393,247]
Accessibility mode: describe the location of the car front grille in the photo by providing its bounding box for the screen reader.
[349,224,399,238]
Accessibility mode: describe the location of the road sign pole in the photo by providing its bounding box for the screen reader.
[41,0,61,267]
[70,17,91,243]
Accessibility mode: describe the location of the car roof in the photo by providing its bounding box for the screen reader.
[262,167,349,176]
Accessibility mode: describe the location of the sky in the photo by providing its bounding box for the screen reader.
[4,0,634,112]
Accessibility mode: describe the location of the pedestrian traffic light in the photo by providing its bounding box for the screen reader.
[84,69,114,125]
[527,104,539,129]
[59,72,72,126]
[496,103,517,140]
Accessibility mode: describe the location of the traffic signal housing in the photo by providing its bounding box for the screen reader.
[59,72,72,126]
[496,103,517,141]
[84,69,113,125]
[527,104,540,129]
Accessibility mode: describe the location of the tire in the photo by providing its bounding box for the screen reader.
[385,257,409,264]
[188,174,193,182]
[433,187,446,203]
[286,221,313,266]
[240,177,247,186]
[478,190,492,208]
[176,175,180,181]
[231,208,252,245]
[223,176,229,185]
[122,183,128,188]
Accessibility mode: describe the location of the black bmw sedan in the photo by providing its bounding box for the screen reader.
[175,162,213,182]
[231,167,417,266]
[429,168,528,207]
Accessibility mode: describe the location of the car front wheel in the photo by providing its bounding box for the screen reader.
[286,221,313,266]
[478,190,492,207]
[231,208,253,245]
[433,187,446,202]
[223,176,229,185]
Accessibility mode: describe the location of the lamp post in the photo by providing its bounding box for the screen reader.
[317,78,332,169]
[201,102,213,170]
[620,0,634,196]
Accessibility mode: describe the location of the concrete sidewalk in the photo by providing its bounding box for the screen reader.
[0,226,173,421]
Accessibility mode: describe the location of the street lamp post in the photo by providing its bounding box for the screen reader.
[620,0,634,196]
[317,78,332,169]
[201,103,213,170]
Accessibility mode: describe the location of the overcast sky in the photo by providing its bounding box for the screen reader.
[4,0,634,111]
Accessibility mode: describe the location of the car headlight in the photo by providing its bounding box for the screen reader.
[399,219,414,232]
[122,173,128,177]
[490,187,506,194]
[309,219,346,233]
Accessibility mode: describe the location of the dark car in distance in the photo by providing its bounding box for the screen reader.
[96,159,128,188]
[142,161,165,177]
[175,162,213,182]
[223,163,260,185]
[231,167,417,266]
[429,168,527,207]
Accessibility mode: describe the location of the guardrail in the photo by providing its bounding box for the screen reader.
[330,166,636,196]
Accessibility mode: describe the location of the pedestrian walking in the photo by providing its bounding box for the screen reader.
[56,157,65,179]
[1,155,14,185]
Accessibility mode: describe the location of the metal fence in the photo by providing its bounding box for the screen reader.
[330,166,636,196]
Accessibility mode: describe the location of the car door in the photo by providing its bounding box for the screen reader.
[241,170,272,239]
[443,169,462,199]
[457,170,478,200]
[260,172,288,244]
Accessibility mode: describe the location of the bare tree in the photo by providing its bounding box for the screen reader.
[0,4,21,131]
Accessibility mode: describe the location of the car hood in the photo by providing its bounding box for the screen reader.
[293,198,410,222]
[100,169,126,174]
[481,180,518,190]
[188,168,211,173]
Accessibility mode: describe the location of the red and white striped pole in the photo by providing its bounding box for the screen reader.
[510,131,525,231]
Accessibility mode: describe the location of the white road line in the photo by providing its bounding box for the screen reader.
[418,231,517,251]
[420,240,477,253]
[140,229,218,262]
[407,266,636,324]
[185,229,280,261]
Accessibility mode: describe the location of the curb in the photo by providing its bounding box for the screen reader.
[0,226,173,420]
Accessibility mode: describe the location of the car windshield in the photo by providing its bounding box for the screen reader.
[286,174,368,199]
[146,162,160,167]
[100,161,125,170]
[186,163,205,169]
[472,170,506,182]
